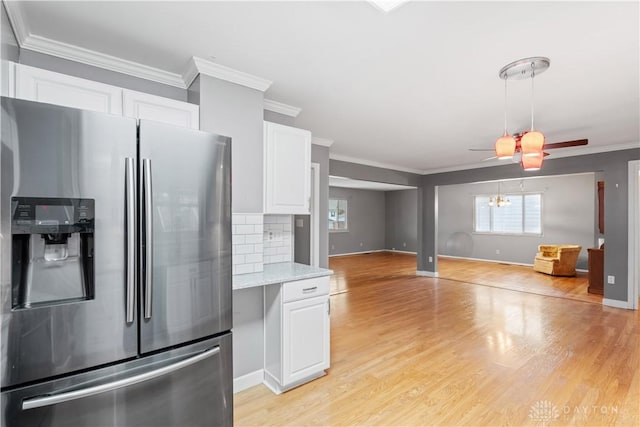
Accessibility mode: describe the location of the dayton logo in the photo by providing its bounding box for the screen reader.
[529,400,560,426]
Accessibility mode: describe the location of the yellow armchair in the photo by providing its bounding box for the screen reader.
[533,244,582,276]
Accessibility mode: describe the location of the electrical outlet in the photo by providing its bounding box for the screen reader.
[496,249,500,255]
[403,242,406,247]
[360,242,363,247]
[607,275,615,284]
[428,256,433,263]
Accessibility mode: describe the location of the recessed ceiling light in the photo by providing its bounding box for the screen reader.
[368,0,410,13]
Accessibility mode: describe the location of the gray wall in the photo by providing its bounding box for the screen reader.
[330,159,421,187]
[437,174,595,269]
[328,187,386,255]
[313,145,330,268]
[189,74,265,380]
[385,189,418,252]
[264,110,296,126]
[419,148,640,303]
[193,74,264,214]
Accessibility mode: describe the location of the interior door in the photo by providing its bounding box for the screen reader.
[0,98,138,388]
[138,120,231,354]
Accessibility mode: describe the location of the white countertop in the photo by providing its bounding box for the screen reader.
[233,262,333,290]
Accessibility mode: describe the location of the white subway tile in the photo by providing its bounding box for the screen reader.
[234,264,255,275]
[233,254,246,265]
[246,253,263,263]
[282,254,291,262]
[253,263,264,272]
[254,244,263,253]
[232,215,246,225]
[264,215,278,224]
[232,245,237,255]
[254,224,264,234]
[278,215,291,224]
[236,244,255,255]
[245,234,262,244]
[245,214,263,225]
[235,224,254,235]
[283,223,292,232]
[265,247,278,256]
[232,225,237,235]
[232,235,245,245]
[276,246,289,255]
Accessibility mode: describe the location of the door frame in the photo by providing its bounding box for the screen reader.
[627,160,640,310]
[310,163,320,267]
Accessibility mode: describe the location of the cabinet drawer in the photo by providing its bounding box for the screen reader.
[283,277,329,303]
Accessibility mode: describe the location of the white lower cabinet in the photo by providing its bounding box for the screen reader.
[264,276,330,394]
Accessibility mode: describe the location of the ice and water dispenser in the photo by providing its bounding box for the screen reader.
[11,197,95,309]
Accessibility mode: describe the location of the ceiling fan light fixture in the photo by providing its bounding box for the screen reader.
[522,152,544,171]
[495,134,516,159]
[521,130,545,157]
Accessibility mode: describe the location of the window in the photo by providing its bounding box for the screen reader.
[329,199,348,231]
[474,193,542,235]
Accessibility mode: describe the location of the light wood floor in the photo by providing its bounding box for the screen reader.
[234,253,639,426]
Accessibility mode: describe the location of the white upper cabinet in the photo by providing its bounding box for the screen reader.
[15,64,123,114]
[12,64,199,129]
[123,89,199,130]
[263,121,311,214]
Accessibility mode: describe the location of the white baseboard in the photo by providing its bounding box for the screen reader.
[438,254,589,272]
[416,270,439,278]
[233,369,264,393]
[329,249,386,257]
[388,249,417,255]
[439,254,533,267]
[602,298,632,310]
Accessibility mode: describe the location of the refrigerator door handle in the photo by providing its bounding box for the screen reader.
[142,158,153,319]
[125,158,136,324]
[21,346,220,410]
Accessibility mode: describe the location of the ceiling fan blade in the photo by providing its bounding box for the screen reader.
[469,148,495,152]
[542,139,588,149]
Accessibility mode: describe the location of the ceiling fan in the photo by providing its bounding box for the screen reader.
[469,132,588,161]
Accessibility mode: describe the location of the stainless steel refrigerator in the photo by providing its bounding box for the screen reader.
[0,97,232,426]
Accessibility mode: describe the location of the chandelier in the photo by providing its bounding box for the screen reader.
[488,182,511,208]
[496,57,550,171]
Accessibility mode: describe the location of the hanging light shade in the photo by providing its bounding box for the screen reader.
[521,130,544,157]
[522,152,544,171]
[495,134,516,159]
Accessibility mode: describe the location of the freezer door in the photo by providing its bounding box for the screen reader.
[0,97,138,388]
[1,333,233,427]
[138,120,231,353]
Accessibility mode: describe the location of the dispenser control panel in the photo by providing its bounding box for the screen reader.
[11,197,94,234]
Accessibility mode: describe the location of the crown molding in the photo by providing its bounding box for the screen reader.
[3,1,29,45]
[329,153,425,175]
[421,141,640,175]
[188,57,272,92]
[20,34,187,88]
[312,137,334,147]
[263,99,301,117]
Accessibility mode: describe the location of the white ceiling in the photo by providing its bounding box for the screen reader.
[329,176,416,191]
[7,1,640,173]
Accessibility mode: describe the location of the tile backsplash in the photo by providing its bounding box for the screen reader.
[263,215,293,264]
[232,214,264,275]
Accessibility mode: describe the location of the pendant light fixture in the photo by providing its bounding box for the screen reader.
[498,57,550,170]
[495,78,516,159]
[488,181,511,208]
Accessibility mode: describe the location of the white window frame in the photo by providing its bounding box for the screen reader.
[329,198,348,232]
[473,192,544,236]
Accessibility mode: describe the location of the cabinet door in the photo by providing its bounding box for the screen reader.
[123,89,199,129]
[282,295,330,386]
[15,64,122,114]
[264,121,311,214]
